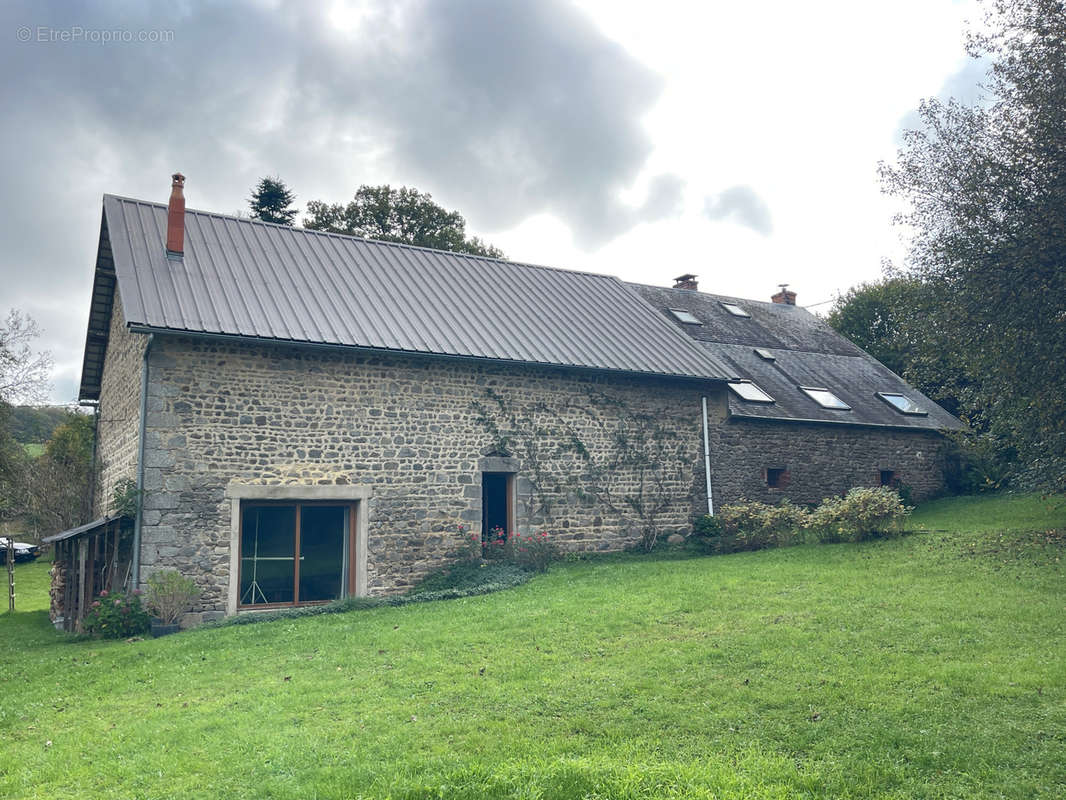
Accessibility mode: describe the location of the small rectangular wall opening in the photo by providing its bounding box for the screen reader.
[766,467,789,489]
[482,472,514,547]
[880,469,898,488]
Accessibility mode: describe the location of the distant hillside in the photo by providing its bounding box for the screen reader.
[9,406,75,445]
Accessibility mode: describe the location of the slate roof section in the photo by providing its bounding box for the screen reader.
[80,195,736,400]
[628,283,964,432]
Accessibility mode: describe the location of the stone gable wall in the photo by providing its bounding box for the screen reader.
[705,418,947,507]
[138,335,719,613]
[92,300,147,518]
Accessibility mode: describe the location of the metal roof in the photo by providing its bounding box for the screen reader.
[42,515,122,544]
[79,196,735,400]
[628,283,964,432]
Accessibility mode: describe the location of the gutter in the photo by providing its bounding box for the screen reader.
[701,396,714,516]
[726,411,959,434]
[131,333,153,590]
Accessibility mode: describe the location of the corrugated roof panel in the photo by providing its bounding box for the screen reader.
[100,196,733,381]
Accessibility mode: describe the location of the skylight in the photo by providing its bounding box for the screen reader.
[720,302,751,318]
[877,392,927,415]
[668,308,702,325]
[800,386,851,410]
[753,348,775,361]
[729,380,774,403]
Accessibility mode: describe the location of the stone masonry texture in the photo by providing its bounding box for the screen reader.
[88,318,950,620]
[706,418,947,507]
[92,302,146,518]
[135,335,716,613]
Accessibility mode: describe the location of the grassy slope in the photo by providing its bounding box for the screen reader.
[1,493,1063,799]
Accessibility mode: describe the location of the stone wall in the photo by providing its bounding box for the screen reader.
[138,335,719,613]
[705,417,947,507]
[92,300,147,518]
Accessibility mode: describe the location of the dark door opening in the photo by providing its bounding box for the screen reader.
[482,472,513,545]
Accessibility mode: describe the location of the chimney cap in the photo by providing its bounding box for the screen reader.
[771,284,797,305]
[172,172,185,184]
[673,273,698,290]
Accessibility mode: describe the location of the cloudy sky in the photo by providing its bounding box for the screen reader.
[1,0,986,404]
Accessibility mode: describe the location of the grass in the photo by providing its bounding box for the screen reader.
[1,492,1064,799]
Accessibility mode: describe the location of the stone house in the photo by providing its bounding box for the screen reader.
[46,176,961,628]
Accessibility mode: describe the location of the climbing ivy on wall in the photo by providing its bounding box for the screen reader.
[471,388,688,551]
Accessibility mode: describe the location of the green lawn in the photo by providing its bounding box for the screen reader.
[1,493,1064,799]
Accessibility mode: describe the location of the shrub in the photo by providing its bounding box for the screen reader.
[82,589,150,638]
[110,478,143,519]
[456,524,482,563]
[712,500,809,553]
[806,486,911,542]
[144,569,201,625]
[692,514,722,539]
[482,526,509,560]
[505,531,557,573]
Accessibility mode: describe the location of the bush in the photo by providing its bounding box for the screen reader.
[82,589,150,638]
[456,524,482,563]
[477,525,558,572]
[144,569,201,625]
[692,514,722,539]
[505,531,557,573]
[710,500,809,553]
[806,487,911,543]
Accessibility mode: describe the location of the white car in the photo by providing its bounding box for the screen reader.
[0,537,40,563]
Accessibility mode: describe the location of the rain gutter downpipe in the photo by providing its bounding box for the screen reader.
[701,395,714,516]
[131,333,153,590]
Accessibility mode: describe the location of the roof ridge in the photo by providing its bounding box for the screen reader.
[623,280,800,311]
[103,194,618,283]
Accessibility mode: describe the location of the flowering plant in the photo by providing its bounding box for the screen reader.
[506,531,556,573]
[82,589,150,638]
[481,526,508,560]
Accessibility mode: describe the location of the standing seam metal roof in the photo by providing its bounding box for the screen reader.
[81,196,735,400]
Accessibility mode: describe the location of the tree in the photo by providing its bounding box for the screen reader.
[0,310,51,526]
[827,276,970,418]
[249,176,298,225]
[21,411,95,537]
[828,277,926,377]
[879,0,1066,488]
[0,309,52,405]
[305,185,504,258]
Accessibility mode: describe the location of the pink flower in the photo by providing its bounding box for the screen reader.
[91,601,101,608]
[99,590,109,597]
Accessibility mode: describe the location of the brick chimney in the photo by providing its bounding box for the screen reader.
[673,273,698,291]
[166,173,186,257]
[771,283,796,305]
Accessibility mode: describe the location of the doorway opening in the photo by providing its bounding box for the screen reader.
[481,472,514,549]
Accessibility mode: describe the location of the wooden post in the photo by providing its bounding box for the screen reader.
[6,537,14,612]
